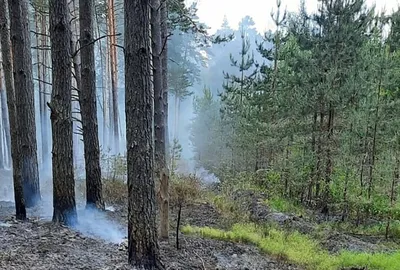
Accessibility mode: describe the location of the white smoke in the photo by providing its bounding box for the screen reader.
[0,164,126,244]
[194,167,220,184]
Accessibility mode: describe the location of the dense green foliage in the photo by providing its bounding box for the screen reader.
[190,0,400,232]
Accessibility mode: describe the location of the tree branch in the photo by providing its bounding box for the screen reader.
[72,33,121,58]
[160,33,173,56]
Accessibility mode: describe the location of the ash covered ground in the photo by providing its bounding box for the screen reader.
[0,169,300,270]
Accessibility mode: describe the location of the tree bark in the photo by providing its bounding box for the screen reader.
[79,0,104,210]
[151,0,169,240]
[70,0,82,167]
[107,0,119,153]
[34,9,44,166]
[125,0,163,268]
[49,0,77,226]
[34,4,50,168]
[40,9,50,168]
[0,80,5,169]
[0,0,26,219]
[161,0,169,160]
[0,53,10,168]
[8,0,41,207]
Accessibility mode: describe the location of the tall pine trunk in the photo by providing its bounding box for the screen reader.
[40,9,50,168]
[49,0,77,226]
[160,0,170,240]
[70,0,82,167]
[125,0,163,267]
[0,88,4,169]
[1,86,11,168]
[161,0,169,162]
[0,0,26,219]
[151,0,169,240]
[79,0,104,210]
[8,0,41,207]
[107,0,119,153]
[0,53,11,168]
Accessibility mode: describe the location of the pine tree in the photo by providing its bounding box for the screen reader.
[0,0,26,219]
[79,0,104,210]
[49,0,77,225]
[124,0,163,267]
[8,0,41,207]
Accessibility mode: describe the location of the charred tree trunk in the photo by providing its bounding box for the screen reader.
[79,0,104,210]
[151,0,169,240]
[49,0,77,226]
[0,0,26,219]
[8,0,41,207]
[125,0,163,268]
[176,203,182,249]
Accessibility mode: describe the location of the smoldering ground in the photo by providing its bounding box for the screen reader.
[0,166,126,244]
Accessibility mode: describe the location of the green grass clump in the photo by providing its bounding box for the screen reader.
[182,223,400,270]
[264,197,306,216]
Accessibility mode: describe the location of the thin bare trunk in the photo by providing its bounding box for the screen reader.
[107,0,119,153]
[151,0,169,240]
[94,8,107,150]
[41,9,50,167]
[161,0,169,161]
[308,110,318,203]
[79,0,104,210]
[0,88,4,169]
[70,0,82,167]
[315,111,324,199]
[0,0,26,219]
[35,9,45,166]
[323,105,334,212]
[367,71,382,200]
[0,87,10,167]
[160,0,170,241]
[386,148,399,239]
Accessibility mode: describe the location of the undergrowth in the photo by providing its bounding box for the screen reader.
[265,197,306,216]
[317,220,400,239]
[182,223,400,270]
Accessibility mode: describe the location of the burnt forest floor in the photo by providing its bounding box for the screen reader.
[1,168,400,269]
[0,169,300,270]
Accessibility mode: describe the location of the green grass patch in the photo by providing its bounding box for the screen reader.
[317,220,400,240]
[182,223,400,270]
[264,197,306,216]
